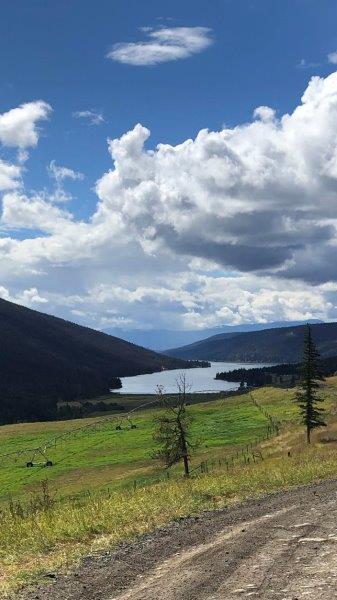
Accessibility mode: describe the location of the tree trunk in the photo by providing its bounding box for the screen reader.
[183,453,190,477]
[307,425,311,444]
[177,414,190,477]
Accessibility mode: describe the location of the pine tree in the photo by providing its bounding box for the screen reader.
[296,324,326,444]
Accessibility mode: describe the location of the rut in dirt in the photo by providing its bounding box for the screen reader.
[19,479,337,600]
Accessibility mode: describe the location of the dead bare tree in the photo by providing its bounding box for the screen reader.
[153,373,195,477]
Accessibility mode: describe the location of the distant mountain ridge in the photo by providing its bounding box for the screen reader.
[104,320,322,352]
[0,299,188,423]
[165,322,337,363]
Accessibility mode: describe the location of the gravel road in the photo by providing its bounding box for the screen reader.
[20,479,337,600]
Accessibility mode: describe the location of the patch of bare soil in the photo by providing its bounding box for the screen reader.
[19,479,337,599]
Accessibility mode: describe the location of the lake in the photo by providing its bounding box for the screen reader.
[119,362,269,395]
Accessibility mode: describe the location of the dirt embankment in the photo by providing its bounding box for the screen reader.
[19,479,337,600]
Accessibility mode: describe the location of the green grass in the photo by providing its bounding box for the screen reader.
[1,381,336,502]
[1,378,337,596]
[2,442,337,597]
[0,391,273,500]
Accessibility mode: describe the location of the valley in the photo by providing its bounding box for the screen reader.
[1,4,337,598]
[1,300,336,597]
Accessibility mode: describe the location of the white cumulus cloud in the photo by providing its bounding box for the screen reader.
[0,285,48,306]
[1,192,72,232]
[0,101,51,148]
[4,74,337,328]
[0,159,21,191]
[94,72,337,283]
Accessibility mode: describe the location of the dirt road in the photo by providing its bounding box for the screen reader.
[21,479,337,600]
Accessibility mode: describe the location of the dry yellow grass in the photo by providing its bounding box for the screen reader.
[2,378,337,597]
[2,438,337,597]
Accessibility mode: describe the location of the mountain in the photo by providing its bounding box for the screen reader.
[165,322,337,363]
[104,320,322,352]
[0,299,189,423]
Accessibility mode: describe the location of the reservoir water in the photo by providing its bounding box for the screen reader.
[119,362,269,395]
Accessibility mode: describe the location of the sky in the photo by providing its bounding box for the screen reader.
[1,0,337,331]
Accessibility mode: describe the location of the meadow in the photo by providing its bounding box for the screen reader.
[2,379,337,596]
[0,390,269,501]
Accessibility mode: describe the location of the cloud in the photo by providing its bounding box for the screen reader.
[297,52,337,70]
[0,101,51,148]
[0,285,48,306]
[48,161,84,183]
[253,106,276,121]
[1,272,332,332]
[4,73,337,328]
[107,26,213,66]
[92,73,337,283]
[47,160,84,202]
[0,159,21,191]
[328,52,337,65]
[72,109,105,125]
[0,101,51,193]
[1,192,75,234]
[296,58,321,70]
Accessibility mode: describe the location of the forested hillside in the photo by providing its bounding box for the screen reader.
[0,299,188,423]
[165,322,337,363]
[104,320,321,351]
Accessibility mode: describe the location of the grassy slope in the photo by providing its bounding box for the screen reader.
[2,379,337,595]
[0,392,268,500]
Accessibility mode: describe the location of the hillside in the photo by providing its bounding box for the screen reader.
[104,320,322,351]
[0,299,188,423]
[165,322,337,362]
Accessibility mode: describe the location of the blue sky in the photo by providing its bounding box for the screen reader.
[1,0,336,220]
[1,0,337,330]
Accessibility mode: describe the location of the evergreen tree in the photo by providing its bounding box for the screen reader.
[296,324,326,443]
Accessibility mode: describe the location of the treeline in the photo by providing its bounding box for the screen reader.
[215,363,298,386]
[0,377,122,425]
[0,394,58,425]
[187,360,211,368]
[216,356,337,387]
[57,399,125,420]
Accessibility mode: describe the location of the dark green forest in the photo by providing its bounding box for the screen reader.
[166,322,337,363]
[0,299,188,424]
[216,355,337,387]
